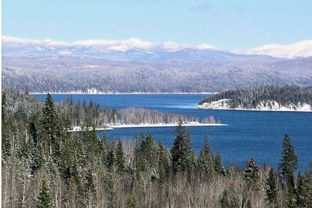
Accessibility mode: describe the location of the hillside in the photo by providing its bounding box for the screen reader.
[198,86,312,111]
[3,55,312,93]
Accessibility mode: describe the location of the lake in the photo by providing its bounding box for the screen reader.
[33,94,312,171]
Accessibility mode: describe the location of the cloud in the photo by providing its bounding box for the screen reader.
[191,1,212,13]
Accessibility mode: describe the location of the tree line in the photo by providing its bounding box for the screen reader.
[2,92,312,208]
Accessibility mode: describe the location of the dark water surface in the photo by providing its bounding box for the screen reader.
[33,94,312,170]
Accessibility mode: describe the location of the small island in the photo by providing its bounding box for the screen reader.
[198,85,312,112]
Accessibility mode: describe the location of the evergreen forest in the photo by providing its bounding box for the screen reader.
[2,90,312,208]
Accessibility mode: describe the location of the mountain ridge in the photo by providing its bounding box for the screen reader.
[2,36,312,93]
[3,36,312,58]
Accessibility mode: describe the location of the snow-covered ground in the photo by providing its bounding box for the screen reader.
[68,122,227,132]
[112,122,227,128]
[198,99,312,112]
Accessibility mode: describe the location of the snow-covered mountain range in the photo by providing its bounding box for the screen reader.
[3,36,312,59]
[2,36,312,93]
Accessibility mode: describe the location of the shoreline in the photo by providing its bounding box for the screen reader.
[30,92,218,95]
[68,123,227,132]
[198,106,312,113]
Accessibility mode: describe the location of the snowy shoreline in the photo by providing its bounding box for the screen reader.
[198,99,312,112]
[30,92,217,95]
[68,122,227,132]
[198,107,312,113]
[198,106,312,112]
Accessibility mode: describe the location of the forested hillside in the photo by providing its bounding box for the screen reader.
[2,89,312,207]
[199,85,312,110]
[3,54,312,92]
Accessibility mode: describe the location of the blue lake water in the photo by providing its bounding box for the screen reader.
[33,94,312,171]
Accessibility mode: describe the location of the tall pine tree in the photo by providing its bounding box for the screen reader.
[244,158,260,189]
[171,120,194,174]
[279,134,298,185]
[41,93,59,155]
[265,168,278,207]
[116,140,125,173]
[279,134,298,207]
[197,136,214,177]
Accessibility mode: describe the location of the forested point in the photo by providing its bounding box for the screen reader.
[2,89,312,207]
[199,85,312,109]
[2,89,217,130]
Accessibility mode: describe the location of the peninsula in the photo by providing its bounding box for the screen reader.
[198,86,312,112]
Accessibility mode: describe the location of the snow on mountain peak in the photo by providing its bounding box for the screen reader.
[3,36,219,53]
[197,43,216,50]
[239,40,312,58]
[4,36,312,58]
[73,38,155,51]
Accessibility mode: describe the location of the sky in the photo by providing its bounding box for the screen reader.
[2,0,312,50]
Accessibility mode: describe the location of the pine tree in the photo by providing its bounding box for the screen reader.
[214,154,224,175]
[265,168,278,207]
[171,120,194,174]
[244,158,260,188]
[158,142,170,183]
[303,163,312,207]
[106,147,115,170]
[36,179,52,208]
[99,132,108,165]
[2,92,12,159]
[41,93,59,155]
[197,136,214,177]
[296,173,305,207]
[279,134,298,185]
[136,134,158,172]
[85,169,96,207]
[30,144,44,175]
[296,166,312,207]
[29,115,40,146]
[116,140,125,173]
[84,127,101,163]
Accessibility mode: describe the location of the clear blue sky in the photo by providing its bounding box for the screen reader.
[3,0,312,49]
